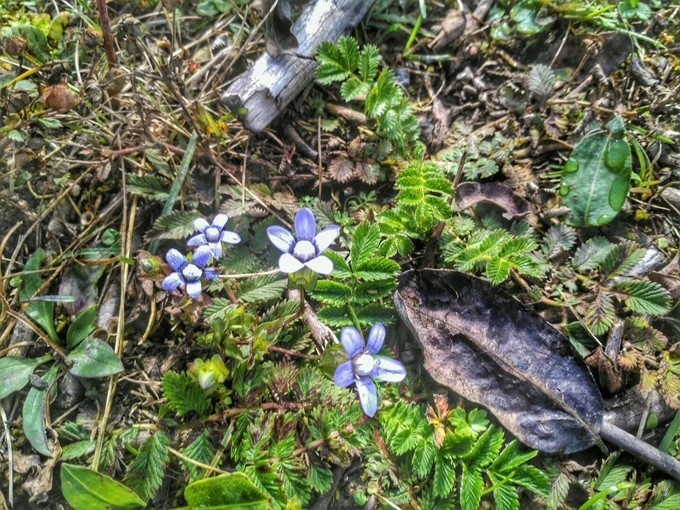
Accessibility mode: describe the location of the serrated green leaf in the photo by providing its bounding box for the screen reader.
[507,464,551,496]
[126,175,170,201]
[21,248,59,342]
[61,463,146,510]
[162,371,212,417]
[613,280,671,315]
[460,463,484,510]
[547,472,571,510]
[316,306,354,327]
[0,355,52,399]
[585,290,616,335]
[67,337,123,378]
[433,452,456,498]
[353,280,396,303]
[466,426,505,469]
[236,275,287,303]
[493,482,520,510]
[125,432,170,501]
[181,430,215,483]
[311,280,353,306]
[490,440,537,473]
[184,472,269,509]
[350,223,381,270]
[146,210,201,241]
[358,44,380,82]
[572,236,612,271]
[23,364,59,456]
[61,440,96,461]
[352,256,400,279]
[412,439,436,478]
[67,305,98,348]
[326,251,352,279]
[353,304,394,327]
[340,78,370,102]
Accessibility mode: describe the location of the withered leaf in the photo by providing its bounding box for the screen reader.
[456,182,530,220]
[394,269,604,454]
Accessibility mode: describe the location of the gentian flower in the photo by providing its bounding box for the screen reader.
[162,245,217,299]
[333,323,407,417]
[187,214,241,260]
[267,207,340,275]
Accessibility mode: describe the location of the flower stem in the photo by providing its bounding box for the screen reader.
[347,303,363,333]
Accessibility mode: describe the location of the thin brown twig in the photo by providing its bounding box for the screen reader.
[96,0,118,69]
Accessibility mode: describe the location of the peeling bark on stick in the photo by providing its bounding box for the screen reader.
[222,0,376,132]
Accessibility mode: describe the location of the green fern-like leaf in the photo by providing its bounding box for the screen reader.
[358,44,381,82]
[586,290,617,335]
[353,258,400,281]
[493,482,520,510]
[465,426,505,469]
[271,435,311,504]
[542,224,577,258]
[508,464,551,497]
[547,472,571,510]
[350,222,381,269]
[612,280,671,316]
[125,432,169,502]
[377,209,416,257]
[353,303,394,326]
[314,38,357,85]
[127,174,170,201]
[162,371,212,417]
[308,461,333,494]
[460,463,484,510]
[599,242,646,277]
[312,280,354,306]
[527,64,556,99]
[180,430,216,483]
[235,274,287,303]
[433,452,457,498]
[146,210,201,241]
[572,236,612,271]
[395,160,452,232]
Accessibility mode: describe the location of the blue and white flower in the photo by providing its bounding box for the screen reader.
[187,214,241,260]
[162,246,217,300]
[267,208,340,275]
[333,323,407,417]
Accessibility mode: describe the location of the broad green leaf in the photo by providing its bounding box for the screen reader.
[66,305,98,348]
[0,355,52,399]
[67,337,123,378]
[23,364,59,456]
[183,472,269,509]
[560,117,632,226]
[20,248,59,342]
[60,463,146,510]
[510,1,554,35]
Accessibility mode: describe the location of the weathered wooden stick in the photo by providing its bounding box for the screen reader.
[222,0,375,132]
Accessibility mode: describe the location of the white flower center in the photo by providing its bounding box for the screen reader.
[182,264,202,282]
[205,226,221,243]
[293,240,316,262]
[353,353,376,377]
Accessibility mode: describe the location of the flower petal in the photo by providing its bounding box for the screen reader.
[314,224,340,252]
[186,281,203,299]
[204,268,219,280]
[193,218,210,233]
[305,255,333,275]
[372,356,407,382]
[161,273,184,292]
[366,323,386,354]
[355,376,378,417]
[278,253,305,273]
[187,233,208,247]
[294,208,316,241]
[267,226,295,253]
[209,242,223,260]
[192,246,212,268]
[212,213,229,229]
[165,249,187,272]
[340,327,365,358]
[221,231,241,244]
[333,361,355,388]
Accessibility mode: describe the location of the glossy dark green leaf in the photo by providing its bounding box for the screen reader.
[23,364,59,456]
[66,337,123,378]
[60,463,146,510]
[395,269,604,454]
[560,117,632,226]
[0,355,52,399]
[183,473,269,509]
